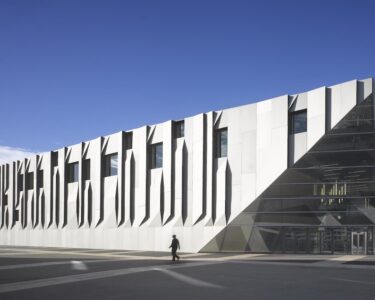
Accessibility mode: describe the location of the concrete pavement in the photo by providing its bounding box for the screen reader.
[0,246,375,299]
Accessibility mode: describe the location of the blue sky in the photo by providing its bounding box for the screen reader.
[0,0,374,159]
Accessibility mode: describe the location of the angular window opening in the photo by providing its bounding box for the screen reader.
[125,132,133,150]
[104,153,118,177]
[174,121,185,138]
[26,172,34,190]
[82,159,91,180]
[149,143,163,169]
[67,162,79,183]
[37,170,44,189]
[216,128,228,158]
[289,109,307,134]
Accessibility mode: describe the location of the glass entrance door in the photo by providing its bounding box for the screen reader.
[351,232,367,255]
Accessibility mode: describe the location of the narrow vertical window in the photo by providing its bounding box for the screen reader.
[51,151,58,167]
[125,132,133,150]
[14,210,19,222]
[37,170,44,188]
[216,128,228,158]
[67,162,79,183]
[174,121,185,138]
[3,195,8,206]
[150,143,163,169]
[104,153,118,177]
[82,159,91,180]
[26,172,34,190]
[18,174,24,191]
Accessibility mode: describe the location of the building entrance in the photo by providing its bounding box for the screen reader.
[352,232,367,255]
[252,226,374,254]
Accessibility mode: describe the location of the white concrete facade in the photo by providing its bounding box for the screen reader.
[0,78,373,252]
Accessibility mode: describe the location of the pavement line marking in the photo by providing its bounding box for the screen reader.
[0,248,76,253]
[177,253,212,258]
[72,249,142,254]
[0,248,38,252]
[0,247,141,254]
[175,254,264,262]
[0,258,130,271]
[331,278,375,286]
[251,256,319,261]
[0,249,151,260]
[330,255,365,262]
[0,248,170,260]
[0,248,299,262]
[69,249,143,254]
[0,251,50,256]
[0,248,213,260]
[71,261,88,270]
[230,259,375,270]
[63,249,107,253]
[0,249,228,261]
[155,268,223,288]
[219,253,264,260]
[0,261,222,294]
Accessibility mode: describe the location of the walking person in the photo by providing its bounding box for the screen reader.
[169,234,180,261]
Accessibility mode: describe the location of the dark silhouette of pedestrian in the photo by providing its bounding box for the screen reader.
[169,234,180,261]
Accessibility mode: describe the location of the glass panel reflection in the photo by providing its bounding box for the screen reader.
[204,95,375,254]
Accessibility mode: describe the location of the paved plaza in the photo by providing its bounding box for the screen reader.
[0,246,375,299]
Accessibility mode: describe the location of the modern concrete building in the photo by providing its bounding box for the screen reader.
[0,78,374,254]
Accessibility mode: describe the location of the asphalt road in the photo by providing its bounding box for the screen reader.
[0,247,375,300]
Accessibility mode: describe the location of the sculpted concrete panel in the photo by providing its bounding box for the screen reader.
[0,78,371,252]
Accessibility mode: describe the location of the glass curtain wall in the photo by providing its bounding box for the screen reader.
[203,95,375,254]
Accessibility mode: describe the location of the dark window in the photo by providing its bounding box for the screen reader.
[14,210,19,222]
[18,174,24,191]
[174,121,185,138]
[3,195,8,206]
[150,143,163,169]
[216,128,228,158]
[37,170,44,188]
[51,151,58,167]
[104,153,118,177]
[82,159,91,180]
[125,132,133,150]
[26,172,34,190]
[289,109,307,134]
[67,162,79,183]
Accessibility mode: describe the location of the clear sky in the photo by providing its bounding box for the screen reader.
[0,0,374,159]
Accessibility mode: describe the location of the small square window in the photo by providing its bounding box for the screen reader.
[104,153,118,177]
[67,162,79,183]
[289,109,307,134]
[174,121,184,138]
[125,132,133,150]
[216,128,228,158]
[26,172,34,190]
[149,143,163,169]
